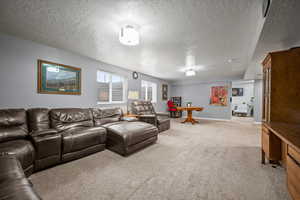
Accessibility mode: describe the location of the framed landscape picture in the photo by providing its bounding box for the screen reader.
[38,60,81,95]
[162,84,168,100]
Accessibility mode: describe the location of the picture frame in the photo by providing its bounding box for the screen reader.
[37,60,81,95]
[232,88,244,96]
[210,86,228,106]
[162,84,168,100]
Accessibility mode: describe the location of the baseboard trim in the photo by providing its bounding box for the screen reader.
[253,122,262,125]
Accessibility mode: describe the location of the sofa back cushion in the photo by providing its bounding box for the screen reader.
[50,108,93,132]
[131,101,155,115]
[27,108,50,132]
[0,109,28,142]
[92,108,122,126]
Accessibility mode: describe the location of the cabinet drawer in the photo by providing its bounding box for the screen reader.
[287,155,300,200]
[288,146,300,164]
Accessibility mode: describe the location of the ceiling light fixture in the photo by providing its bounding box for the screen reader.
[119,25,139,46]
[185,69,196,76]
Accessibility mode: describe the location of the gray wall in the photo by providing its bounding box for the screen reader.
[253,79,263,122]
[170,81,232,120]
[0,33,169,112]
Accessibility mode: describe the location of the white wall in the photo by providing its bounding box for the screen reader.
[170,81,232,120]
[0,33,170,112]
[254,79,263,122]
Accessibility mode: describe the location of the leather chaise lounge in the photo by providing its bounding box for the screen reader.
[0,107,162,200]
[92,108,158,156]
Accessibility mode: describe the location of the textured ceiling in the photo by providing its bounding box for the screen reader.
[0,0,264,81]
[245,0,300,80]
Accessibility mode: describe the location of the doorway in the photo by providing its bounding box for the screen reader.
[231,80,255,121]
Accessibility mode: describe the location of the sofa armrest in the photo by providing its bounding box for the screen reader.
[138,114,156,118]
[30,129,62,161]
[30,129,58,137]
[156,112,169,117]
[137,115,157,126]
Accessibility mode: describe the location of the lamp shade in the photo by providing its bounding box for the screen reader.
[128,91,139,99]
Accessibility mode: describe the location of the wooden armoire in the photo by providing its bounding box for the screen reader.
[261,47,300,200]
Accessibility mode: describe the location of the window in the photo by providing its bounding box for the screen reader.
[97,71,126,103]
[141,80,157,103]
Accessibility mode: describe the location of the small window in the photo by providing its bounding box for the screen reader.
[141,80,157,103]
[97,71,126,104]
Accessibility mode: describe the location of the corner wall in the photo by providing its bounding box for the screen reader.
[254,79,263,122]
[0,33,169,112]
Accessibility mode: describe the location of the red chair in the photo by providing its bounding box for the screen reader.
[167,100,177,118]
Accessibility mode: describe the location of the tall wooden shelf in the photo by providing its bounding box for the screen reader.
[262,48,300,124]
[171,96,182,118]
[261,47,300,200]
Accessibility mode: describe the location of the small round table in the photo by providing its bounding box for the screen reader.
[176,107,204,124]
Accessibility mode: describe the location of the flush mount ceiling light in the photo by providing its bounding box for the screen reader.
[119,25,139,46]
[185,69,196,76]
[179,65,205,77]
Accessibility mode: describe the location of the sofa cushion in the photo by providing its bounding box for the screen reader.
[62,127,106,154]
[0,109,28,143]
[50,108,93,132]
[27,108,50,132]
[92,108,122,126]
[131,101,155,115]
[105,121,158,146]
[0,140,35,171]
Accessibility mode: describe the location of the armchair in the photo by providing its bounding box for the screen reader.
[131,100,170,133]
[167,100,177,118]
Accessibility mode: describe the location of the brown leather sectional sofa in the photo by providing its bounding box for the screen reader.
[0,107,164,200]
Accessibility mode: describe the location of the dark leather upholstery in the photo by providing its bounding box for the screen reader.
[157,116,171,132]
[92,107,123,126]
[104,121,158,156]
[0,106,161,199]
[50,108,94,132]
[27,108,61,171]
[50,108,106,162]
[30,129,61,171]
[62,127,106,154]
[0,109,35,176]
[0,109,28,143]
[131,101,170,133]
[0,140,35,176]
[0,155,41,200]
[27,108,50,132]
[131,101,155,115]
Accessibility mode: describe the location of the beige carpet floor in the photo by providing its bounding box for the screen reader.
[30,119,291,200]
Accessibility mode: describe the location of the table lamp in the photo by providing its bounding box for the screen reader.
[127,91,139,114]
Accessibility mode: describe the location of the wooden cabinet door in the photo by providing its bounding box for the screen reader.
[262,68,267,122]
[262,67,271,122]
[266,67,271,122]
